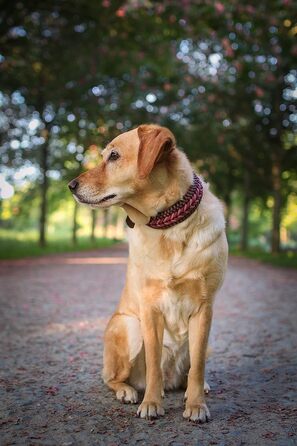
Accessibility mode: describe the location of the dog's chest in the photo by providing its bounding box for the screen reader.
[159,290,197,343]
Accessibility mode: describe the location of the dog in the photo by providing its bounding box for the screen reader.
[68,124,228,422]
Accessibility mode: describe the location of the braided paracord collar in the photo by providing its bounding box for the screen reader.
[126,173,203,230]
[147,173,203,229]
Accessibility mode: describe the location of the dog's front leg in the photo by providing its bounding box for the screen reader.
[137,307,165,419]
[183,302,212,423]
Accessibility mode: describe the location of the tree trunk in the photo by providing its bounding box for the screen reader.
[90,209,97,241]
[270,76,284,254]
[39,135,49,247]
[103,209,109,238]
[240,171,250,251]
[116,209,124,239]
[72,201,78,244]
[271,152,282,253]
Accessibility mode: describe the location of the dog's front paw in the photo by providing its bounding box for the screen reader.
[183,402,210,423]
[137,400,165,419]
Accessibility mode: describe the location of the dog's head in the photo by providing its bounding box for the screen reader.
[68,124,176,208]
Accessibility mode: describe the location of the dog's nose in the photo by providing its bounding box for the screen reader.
[68,179,79,192]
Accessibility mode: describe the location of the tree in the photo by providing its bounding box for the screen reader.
[206,0,297,252]
[1,0,296,252]
[0,0,184,244]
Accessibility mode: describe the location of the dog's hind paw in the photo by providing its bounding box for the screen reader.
[116,385,138,404]
[204,380,210,394]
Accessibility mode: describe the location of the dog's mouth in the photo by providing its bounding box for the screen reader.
[75,193,117,206]
[97,193,117,204]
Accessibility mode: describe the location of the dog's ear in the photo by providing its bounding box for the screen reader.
[137,125,176,179]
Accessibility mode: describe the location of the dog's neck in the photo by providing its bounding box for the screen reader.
[123,159,194,227]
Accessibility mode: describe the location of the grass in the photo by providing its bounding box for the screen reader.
[0,229,118,260]
[1,229,296,268]
[231,249,297,269]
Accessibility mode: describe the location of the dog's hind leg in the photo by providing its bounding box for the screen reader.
[103,313,142,404]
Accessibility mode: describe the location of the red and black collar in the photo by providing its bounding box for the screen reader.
[126,173,203,230]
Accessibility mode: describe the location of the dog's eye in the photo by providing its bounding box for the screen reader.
[108,150,120,162]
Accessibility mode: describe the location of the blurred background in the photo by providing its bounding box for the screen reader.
[0,0,296,265]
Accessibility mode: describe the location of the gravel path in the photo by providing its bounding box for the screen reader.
[1,245,296,446]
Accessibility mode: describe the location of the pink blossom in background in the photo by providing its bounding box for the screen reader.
[215,2,225,14]
[255,86,265,98]
[116,8,125,17]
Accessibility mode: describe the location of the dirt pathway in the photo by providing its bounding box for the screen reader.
[0,245,296,446]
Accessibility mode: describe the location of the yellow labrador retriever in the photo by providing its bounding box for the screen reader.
[69,124,228,422]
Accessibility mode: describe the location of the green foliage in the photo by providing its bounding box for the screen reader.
[0,0,296,255]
